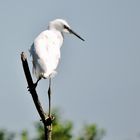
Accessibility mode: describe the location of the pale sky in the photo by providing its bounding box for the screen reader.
[0,0,140,140]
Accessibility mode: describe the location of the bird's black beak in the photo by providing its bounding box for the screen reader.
[64,25,85,41]
[68,28,85,41]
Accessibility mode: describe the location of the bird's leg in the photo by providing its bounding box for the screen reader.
[28,77,41,91]
[48,78,51,117]
[34,77,42,88]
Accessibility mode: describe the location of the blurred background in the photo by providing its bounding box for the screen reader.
[0,0,140,140]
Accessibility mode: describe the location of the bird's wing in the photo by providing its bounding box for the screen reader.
[31,30,61,77]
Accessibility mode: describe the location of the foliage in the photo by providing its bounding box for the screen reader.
[0,109,105,140]
[33,108,73,140]
[21,130,28,140]
[77,124,105,140]
[0,129,15,140]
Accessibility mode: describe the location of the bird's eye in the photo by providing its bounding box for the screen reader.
[63,25,68,29]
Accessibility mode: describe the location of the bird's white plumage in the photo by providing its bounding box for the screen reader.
[30,18,84,80]
[30,29,63,79]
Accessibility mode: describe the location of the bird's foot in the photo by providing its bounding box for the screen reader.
[45,115,55,126]
[27,77,41,91]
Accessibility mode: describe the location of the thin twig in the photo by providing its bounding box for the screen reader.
[21,52,53,140]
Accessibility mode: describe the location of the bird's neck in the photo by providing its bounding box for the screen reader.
[49,29,64,47]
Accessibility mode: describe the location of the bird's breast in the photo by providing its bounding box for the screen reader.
[41,30,63,48]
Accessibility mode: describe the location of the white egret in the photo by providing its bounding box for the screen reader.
[30,19,84,115]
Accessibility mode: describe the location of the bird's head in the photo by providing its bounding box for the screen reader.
[49,19,85,41]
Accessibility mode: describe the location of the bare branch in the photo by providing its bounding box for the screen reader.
[21,52,53,140]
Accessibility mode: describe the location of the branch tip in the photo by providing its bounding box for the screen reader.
[21,52,27,61]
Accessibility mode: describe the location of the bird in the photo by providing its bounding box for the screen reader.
[30,18,84,116]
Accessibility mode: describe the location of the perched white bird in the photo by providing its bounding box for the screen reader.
[30,19,84,115]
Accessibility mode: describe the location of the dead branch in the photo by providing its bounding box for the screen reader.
[21,52,53,140]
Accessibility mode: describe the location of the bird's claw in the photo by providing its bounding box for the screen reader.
[45,115,55,126]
